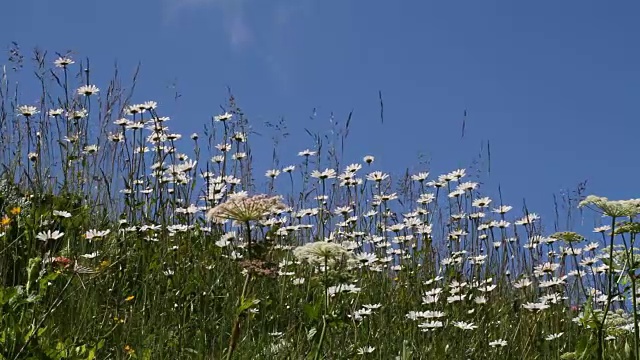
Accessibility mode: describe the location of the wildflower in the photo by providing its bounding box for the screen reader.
[80,251,100,259]
[327,283,361,296]
[489,339,507,347]
[9,207,21,215]
[207,193,286,224]
[18,105,38,117]
[472,197,492,208]
[311,168,337,180]
[362,303,382,310]
[68,109,88,120]
[449,168,466,180]
[215,143,232,152]
[282,165,295,173]
[346,163,362,172]
[593,225,611,233]
[125,295,135,302]
[293,241,350,264]
[54,57,74,67]
[418,321,444,331]
[85,229,111,240]
[551,231,585,243]
[356,346,375,355]
[366,171,388,182]
[48,108,64,116]
[214,112,233,122]
[36,230,65,241]
[77,85,99,96]
[298,149,316,157]
[141,101,157,110]
[579,195,640,217]
[515,213,540,225]
[363,155,374,164]
[513,278,532,289]
[522,302,550,312]
[492,205,513,214]
[266,169,281,178]
[83,145,99,154]
[545,333,564,341]
[411,172,429,182]
[457,181,478,191]
[417,193,436,204]
[232,152,247,160]
[453,321,477,330]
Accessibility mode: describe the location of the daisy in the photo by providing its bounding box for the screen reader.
[17,105,38,117]
[85,229,111,240]
[411,172,429,182]
[53,210,72,218]
[311,168,337,180]
[36,230,65,241]
[54,57,74,67]
[545,333,564,341]
[522,302,550,312]
[489,339,507,347]
[366,171,388,182]
[472,197,492,208]
[77,85,99,96]
[448,168,466,180]
[214,112,233,122]
[492,205,513,214]
[48,108,64,117]
[356,346,375,355]
[298,149,316,157]
[346,163,362,172]
[265,169,281,178]
[593,225,611,233]
[453,321,477,330]
[457,181,478,191]
[418,321,444,331]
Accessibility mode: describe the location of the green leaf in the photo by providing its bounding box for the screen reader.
[0,286,18,306]
[303,302,321,321]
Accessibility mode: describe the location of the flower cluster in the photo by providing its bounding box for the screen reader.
[206,193,287,223]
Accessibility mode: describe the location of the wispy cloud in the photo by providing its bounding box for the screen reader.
[164,0,253,50]
[164,0,312,94]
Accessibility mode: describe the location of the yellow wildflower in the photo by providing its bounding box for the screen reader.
[124,345,135,354]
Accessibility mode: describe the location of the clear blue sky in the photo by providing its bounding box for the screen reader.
[2,1,638,229]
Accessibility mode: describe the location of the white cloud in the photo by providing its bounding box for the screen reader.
[165,0,253,49]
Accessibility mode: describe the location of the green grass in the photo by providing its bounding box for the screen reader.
[0,48,639,359]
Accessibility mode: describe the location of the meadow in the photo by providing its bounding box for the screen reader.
[0,49,639,360]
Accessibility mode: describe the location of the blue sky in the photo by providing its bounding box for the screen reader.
[2,0,638,229]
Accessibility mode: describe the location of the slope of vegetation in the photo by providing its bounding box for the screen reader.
[0,49,639,359]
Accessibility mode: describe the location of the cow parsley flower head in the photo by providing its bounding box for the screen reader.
[293,241,350,264]
[206,193,287,223]
[579,195,640,218]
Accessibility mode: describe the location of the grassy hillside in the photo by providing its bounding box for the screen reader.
[0,51,639,360]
